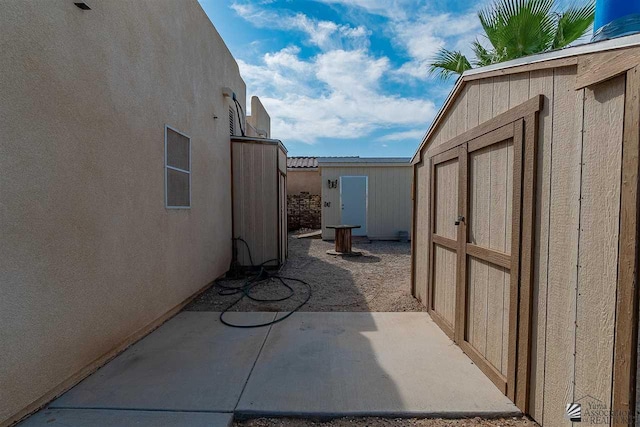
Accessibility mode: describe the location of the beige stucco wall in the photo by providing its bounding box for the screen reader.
[0,1,245,424]
[287,169,322,195]
[321,165,412,240]
[247,96,271,138]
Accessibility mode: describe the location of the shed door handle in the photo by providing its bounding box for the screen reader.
[455,215,465,226]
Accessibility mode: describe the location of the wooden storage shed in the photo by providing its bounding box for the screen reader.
[232,136,287,267]
[319,157,412,241]
[411,34,640,425]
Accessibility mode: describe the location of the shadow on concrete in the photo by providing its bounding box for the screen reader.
[19,235,518,425]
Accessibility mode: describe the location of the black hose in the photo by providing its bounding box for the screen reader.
[217,238,312,328]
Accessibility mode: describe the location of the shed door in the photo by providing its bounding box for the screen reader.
[340,176,367,236]
[461,123,521,399]
[429,120,529,405]
[429,149,460,335]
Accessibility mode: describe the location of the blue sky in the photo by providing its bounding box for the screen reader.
[198,0,489,157]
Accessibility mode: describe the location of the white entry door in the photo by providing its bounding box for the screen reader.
[340,176,367,236]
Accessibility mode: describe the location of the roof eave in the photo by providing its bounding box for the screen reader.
[410,33,640,164]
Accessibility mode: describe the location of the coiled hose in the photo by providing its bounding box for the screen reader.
[216,238,312,328]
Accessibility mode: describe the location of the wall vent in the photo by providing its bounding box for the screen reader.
[229,108,235,136]
[165,126,191,208]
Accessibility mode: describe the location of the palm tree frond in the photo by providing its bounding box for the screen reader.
[479,0,555,60]
[553,1,595,49]
[471,40,497,67]
[426,0,595,79]
[428,48,472,80]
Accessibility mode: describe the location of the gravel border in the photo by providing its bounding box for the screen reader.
[234,416,538,427]
[185,233,424,312]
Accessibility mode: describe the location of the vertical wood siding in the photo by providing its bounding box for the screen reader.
[574,77,624,407]
[321,166,412,240]
[435,160,459,240]
[232,142,279,266]
[434,244,457,327]
[413,67,626,426]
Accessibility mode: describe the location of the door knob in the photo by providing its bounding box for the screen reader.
[455,215,465,225]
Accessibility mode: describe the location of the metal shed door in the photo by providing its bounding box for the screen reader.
[340,176,367,236]
[429,119,529,406]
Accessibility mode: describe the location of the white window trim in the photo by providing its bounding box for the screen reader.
[164,124,192,209]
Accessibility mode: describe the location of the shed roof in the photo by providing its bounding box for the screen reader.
[231,136,288,154]
[287,157,318,169]
[411,33,640,163]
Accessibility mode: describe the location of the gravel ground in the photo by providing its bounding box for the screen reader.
[234,417,537,427]
[185,232,424,312]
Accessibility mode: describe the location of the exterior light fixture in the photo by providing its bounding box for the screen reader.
[74,2,91,10]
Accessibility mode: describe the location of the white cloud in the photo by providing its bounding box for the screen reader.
[231,3,370,50]
[312,0,485,80]
[391,10,482,80]
[228,2,484,144]
[377,129,426,142]
[314,0,416,19]
[238,48,437,144]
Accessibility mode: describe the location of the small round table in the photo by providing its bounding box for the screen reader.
[326,225,362,256]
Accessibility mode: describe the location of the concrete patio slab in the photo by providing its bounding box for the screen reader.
[17,409,232,427]
[236,312,519,418]
[50,312,275,412]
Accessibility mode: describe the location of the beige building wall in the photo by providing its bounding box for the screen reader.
[321,165,412,240]
[247,96,271,138]
[412,66,627,426]
[287,169,322,195]
[0,1,245,425]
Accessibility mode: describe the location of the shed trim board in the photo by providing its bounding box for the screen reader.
[411,34,640,164]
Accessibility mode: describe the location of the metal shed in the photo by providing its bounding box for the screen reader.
[410,34,640,425]
[231,136,287,267]
[319,157,412,241]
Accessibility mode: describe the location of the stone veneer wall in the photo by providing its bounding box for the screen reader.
[287,192,321,231]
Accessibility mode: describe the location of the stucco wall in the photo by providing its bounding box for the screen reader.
[287,170,322,195]
[0,1,245,424]
[247,96,271,138]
